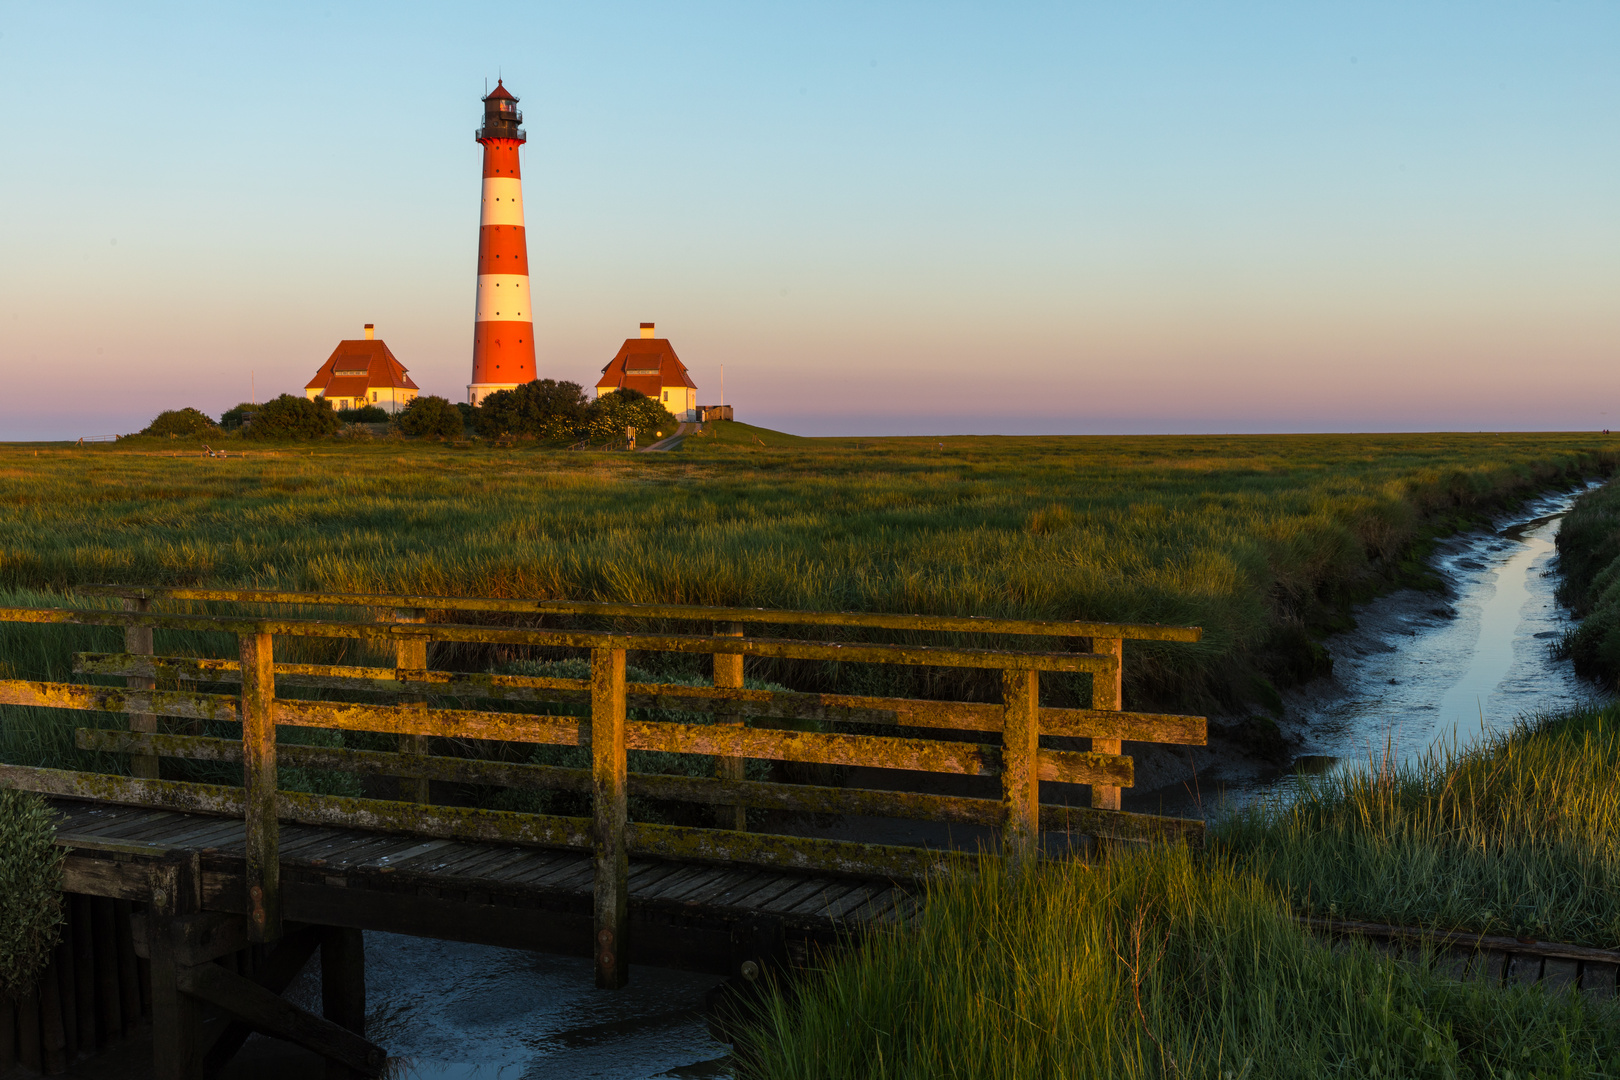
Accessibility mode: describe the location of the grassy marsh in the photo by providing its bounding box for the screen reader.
[1,432,1615,710]
[741,843,1620,1080]
[746,708,1620,1078]
[1218,705,1620,950]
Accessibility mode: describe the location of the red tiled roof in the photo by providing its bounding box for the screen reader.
[305,339,420,394]
[596,338,697,394]
[485,80,517,102]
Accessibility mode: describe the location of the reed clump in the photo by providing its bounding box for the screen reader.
[1555,477,1620,689]
[1217,705,1620,949]
[739,844,1620,1080]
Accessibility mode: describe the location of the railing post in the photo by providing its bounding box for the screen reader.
[394,607,430,803]
[589,647,629,989]
[712,622,746,831]
[122,597,159,780]
[1090,637,1124,812]
[239,632,281,943]
[1000,666,1039,866]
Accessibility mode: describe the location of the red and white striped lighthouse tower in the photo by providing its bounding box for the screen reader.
[468,80,537,404]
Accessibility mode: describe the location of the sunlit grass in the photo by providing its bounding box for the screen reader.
[1217,705,1620,949]
[741,844,1620,1080]
[2,433,1614,709]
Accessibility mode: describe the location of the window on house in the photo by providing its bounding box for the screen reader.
[371,392,377,402]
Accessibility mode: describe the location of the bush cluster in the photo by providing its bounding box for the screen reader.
[141,408,218,438]
[0,790,64,1000]
[397,395,466,440]
[139,378,678,446]
[474,380,590,440]
[218,402,259,431]
[470,381,676,445]
[241,394,343,440]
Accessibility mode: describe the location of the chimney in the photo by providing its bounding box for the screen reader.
[640,322,655,340]
[364,324,375,340]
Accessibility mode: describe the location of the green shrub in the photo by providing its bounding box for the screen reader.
[241,394,342,440]
[141,407,218,438]
[0,790,64,1000]
[582,389,678,445]
[474,379,589,440]
[218,402,260,431]
[337,405,389,424]
[397,395,466,440]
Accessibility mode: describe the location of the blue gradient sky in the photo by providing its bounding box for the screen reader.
[2,2,1616,439]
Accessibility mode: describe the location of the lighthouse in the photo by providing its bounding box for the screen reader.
[468,80,537,405]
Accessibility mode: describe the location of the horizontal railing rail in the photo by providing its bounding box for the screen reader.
[69,653,1208,743]
[0,590,1207,990]
[73,585,1204,642]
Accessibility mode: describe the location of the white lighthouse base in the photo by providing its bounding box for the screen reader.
[467,383,521,406]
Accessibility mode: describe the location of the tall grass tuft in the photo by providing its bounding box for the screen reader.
[741,845,1620,1079]
[1217,705,1620,948]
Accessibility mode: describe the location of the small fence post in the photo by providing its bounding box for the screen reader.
[712,622,746,831]
[395,608,430,803]
[239,632,281,943]
[590,647,629,989]
[122,596,159,780]
[1000,666,1040,867]
[1090,638,1124,812]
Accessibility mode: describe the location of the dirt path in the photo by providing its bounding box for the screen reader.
[642,422,693,452]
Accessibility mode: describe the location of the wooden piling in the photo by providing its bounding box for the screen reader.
[590,647,629,989]
[321,927,366,1079]
[53,931,76,1061]
[70,895,96,1050]
[395,608,431,804]
[148,918,202,1080]
[91,898,121,1042]
[114,899,141,1034]
[1000,668,1040,864]
[123,597,160,779]
[1089,637,1123,812]
[39,954,67,1075]
[240,632,281,942]
[1,997,14,1072]
[17,992,41,1073]
[713,622,747,831]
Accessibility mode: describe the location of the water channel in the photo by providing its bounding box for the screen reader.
[209,481,1609,1079]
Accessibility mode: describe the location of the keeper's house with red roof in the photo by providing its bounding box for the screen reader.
[304,325,420,414]
[595,323,697,420]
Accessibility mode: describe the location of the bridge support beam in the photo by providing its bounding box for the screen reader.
[394,608,431,804]
[591,647,630,989]
[1000,668,1040,865]
[1089,637,1124,812]
[712,622,747,831]
[240,632,282,943]
[123,596,160,779]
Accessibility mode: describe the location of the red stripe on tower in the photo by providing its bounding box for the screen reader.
[468,80,538,405]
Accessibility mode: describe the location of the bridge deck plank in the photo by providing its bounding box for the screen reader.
[45,796,916,979]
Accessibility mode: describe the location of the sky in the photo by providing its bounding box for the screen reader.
[1,2,1616,439]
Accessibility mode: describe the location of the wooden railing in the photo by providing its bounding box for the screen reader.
[0,587,1205,989]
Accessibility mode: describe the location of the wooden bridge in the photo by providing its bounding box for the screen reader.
[0,588,1206,1077]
